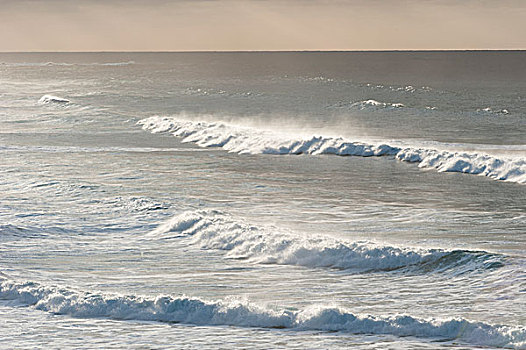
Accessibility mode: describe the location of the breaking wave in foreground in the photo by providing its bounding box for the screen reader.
[146,210,503,274]
[0,278,524,349]
[138,117,526,184]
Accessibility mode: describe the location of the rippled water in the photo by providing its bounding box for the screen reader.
[0,52,525,349]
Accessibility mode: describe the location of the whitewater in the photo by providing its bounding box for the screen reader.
[145,209,505,273]
[1,277,525,349]
[139,116,526,184]
[0,51,525,349]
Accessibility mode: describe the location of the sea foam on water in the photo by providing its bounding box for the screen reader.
[139,117,526,184]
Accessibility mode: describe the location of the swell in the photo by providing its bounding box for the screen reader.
[0,278,524,349]
[145,210,504,274]
[138,117,526,184]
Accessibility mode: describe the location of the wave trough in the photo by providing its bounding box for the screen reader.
[0,278,524,349]
[138,117,526,184]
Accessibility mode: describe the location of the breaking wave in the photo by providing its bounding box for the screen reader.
[146,210,503,274]
[38,94,70,104]
[476,107,511,116]
[365,83,433,94]
[350,99,405,109]
[0,278,524,349]
[138,117,526,184]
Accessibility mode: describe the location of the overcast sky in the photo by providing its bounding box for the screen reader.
[1,0,525,51]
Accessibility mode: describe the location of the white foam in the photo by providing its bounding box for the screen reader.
[0,278,524,348]
[138,117,400,157]
[38,95,70,104]
[350,99,405,109]
[138,117,526,184]
[396,148,525,183]
[476,107,511,116]
[147,210,502,273]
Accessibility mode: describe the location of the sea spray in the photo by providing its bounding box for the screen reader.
[138,117,526,184]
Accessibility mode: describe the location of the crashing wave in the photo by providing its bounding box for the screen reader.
[138,117,526,184]
[0,278,524,349]
[146,210,503,273]
[138,117,400,156]
[395,148,525,183]
[38,95,70,104]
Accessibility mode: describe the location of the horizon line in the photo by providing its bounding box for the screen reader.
[1,49,525,54]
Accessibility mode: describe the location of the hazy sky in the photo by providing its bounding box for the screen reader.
[1,0,525,51]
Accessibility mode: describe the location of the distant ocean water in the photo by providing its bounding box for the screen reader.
[0,52,525,349]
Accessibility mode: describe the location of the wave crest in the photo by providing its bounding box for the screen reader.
[146,210,503,274]
[0,278,524,348]
[138,117,526,184]
[138,117,399,156]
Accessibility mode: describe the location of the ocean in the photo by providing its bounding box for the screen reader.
[0,51,525,349]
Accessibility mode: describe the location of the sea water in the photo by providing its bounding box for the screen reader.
[0,52,525,349]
